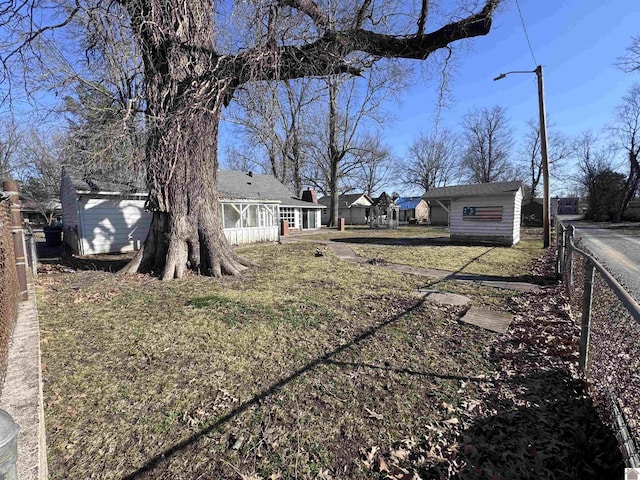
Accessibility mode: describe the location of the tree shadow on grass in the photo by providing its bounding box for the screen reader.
[331,236,457,247]
[323,362,624,478]
[428,369,624,479]
[121,297,428,479]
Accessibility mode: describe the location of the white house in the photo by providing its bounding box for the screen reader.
[217,170,324,244]
[317,193,374,225]
[61,169,324,254]
[423,181,524,246]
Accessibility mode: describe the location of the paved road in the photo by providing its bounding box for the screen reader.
[568,221,640,303]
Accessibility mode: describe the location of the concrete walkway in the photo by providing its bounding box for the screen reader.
[0,280,48,480]
[282,237,541,293]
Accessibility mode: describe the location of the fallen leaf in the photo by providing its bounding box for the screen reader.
[365,407,383,420]
[378,456,389,472]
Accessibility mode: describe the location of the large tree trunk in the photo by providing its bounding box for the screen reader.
[327,76,340,228]
[120,103,253,279]
[120,0,252,279]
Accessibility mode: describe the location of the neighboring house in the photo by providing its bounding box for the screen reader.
[318,193,374,225]
[396,196,429,224]
[423,181,524,246]
[20,199,61,227]
[61,169,324,254]
[557,197,579,215]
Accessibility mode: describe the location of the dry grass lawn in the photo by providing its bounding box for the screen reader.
[36,232,622,479]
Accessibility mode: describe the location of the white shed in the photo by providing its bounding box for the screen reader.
[423,181,523,246]
[61,170,152,255]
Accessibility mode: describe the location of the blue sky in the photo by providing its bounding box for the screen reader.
[384,0,640,189]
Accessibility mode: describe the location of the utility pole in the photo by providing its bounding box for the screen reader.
[494,65,551,248]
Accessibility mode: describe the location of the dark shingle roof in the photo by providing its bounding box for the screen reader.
[317,193,373,208]
[68,169,322,208]
[422,181,523,201]
[69,175,147,196]
[217,170,323,208]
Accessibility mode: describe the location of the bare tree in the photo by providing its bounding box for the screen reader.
[574,131,622,221]
[519,119,572,203]
[342,133,394,197]
[617,35,640,73]
[227,78,319,196]
[0,119,23,181]
[15,129,64,225]
[305,63,404,226]
[3,0,501,279]
[400,128,460,193]
[460,105,514,183]
[608,83,640,221]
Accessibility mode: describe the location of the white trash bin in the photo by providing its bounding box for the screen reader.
[0,410,19,480]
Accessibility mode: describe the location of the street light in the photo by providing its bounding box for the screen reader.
[494,65,551,249]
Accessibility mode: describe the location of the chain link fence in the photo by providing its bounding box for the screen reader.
[0,195,19,394]
[558,223,640,466]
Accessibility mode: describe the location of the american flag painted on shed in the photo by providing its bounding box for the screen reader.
[462,206,503,221]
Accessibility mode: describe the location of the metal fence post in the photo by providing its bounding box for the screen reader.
[556,223,565,277]
[567,225,575,292]
[23,225,37,278]
[579,259,595,373]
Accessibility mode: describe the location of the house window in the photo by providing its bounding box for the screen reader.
[222,203,279,229]
[222,204,241,229]
[280,207,297,228]
[259,205,277,227]
[244,205,258,228]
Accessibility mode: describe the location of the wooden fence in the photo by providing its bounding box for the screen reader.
[557,223,640,467]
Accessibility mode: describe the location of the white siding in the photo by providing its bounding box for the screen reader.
[224,226,279,245]
[60,172,81,253]
[60,172,79,230]
[512,188,522,244]
[79,197,151,255]
[450,194,519,245]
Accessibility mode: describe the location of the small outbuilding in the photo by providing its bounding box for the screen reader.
[423,181,524,246]
[61,170,151,255]
[396,196,429,224]
[318,193,373,225]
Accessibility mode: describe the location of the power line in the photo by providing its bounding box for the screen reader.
[515,0,538,67]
